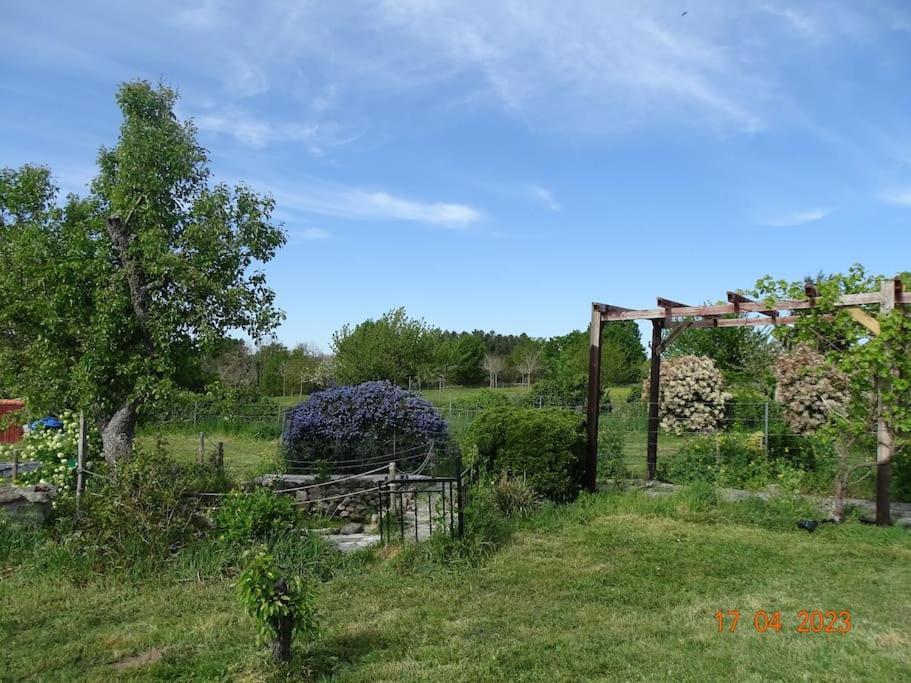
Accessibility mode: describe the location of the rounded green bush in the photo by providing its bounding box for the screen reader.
[462,406,585,502]
[215,488,298,545]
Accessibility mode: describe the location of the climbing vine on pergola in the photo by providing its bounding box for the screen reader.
[585,277,909,525]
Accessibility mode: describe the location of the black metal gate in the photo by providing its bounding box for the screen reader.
[377,468,466,542]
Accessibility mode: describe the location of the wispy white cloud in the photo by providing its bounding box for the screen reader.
[527,184,560,211]
[761,207,832,227]
[757,3,821,38]
[161,1,807,135]
[880,187,911,207]
[298,227,330,240]
[177,0,219,30]
[192,108,363,153]
[269,180,483,228]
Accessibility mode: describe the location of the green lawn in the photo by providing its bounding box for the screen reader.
[135,431,281,480]
[3,490,910,681]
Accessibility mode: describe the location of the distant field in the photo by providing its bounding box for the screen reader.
[143,385,638,479]
[420,384,530,405]
[134,432,280,480]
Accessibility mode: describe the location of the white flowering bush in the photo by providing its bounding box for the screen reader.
[644,355,731,434]
[774,344,849,435]
[0,410,99,494]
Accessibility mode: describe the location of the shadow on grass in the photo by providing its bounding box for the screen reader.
[302,628,391,678]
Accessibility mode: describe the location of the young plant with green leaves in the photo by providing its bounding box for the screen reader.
[0,81,285,464]
[237,550,318,663]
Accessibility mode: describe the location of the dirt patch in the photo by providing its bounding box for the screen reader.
[113,648,165,670]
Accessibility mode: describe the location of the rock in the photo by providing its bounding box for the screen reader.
[340,522,364,535]
[0,485,54,528]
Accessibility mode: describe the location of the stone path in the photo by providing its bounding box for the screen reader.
[316,488,448,552]
[327,533,382,553]
[625,479,911,527]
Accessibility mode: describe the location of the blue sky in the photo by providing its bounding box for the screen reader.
[3,1,911,350]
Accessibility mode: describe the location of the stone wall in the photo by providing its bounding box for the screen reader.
[260,474,437,523]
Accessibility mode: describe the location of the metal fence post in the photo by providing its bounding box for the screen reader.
[76,411,86,497]
[764,402,770,459]
[454,450,464,539]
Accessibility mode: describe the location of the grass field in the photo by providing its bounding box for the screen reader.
[3,489,910,681]
[134,432,280,480]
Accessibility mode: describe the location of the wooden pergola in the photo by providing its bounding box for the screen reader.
[586,278,908,525]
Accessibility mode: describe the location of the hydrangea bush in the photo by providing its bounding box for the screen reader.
[0,410,100,494]
[774,343,849,434]
[644,355,731,434]
[283,381,447,467]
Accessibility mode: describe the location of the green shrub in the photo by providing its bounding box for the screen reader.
[659,432,827,493]
[53,446,229,563]
[893,449,911,502]
[524,375,587,408]
[766,422,835,471]
[659,436,719,484]
[725,385,769,431]
[462,406,585,502]
[215,488,298,545]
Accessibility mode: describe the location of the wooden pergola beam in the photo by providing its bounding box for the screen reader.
[658,297,721,323]
[665,314,832,329]
[597,292,911,322]
[727,291,778,319]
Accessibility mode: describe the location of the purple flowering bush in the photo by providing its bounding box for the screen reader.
[283,381,448,470]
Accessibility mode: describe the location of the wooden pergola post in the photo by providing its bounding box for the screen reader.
[585,304,603,493]
[646,320,663,480]
[875,277,902,525]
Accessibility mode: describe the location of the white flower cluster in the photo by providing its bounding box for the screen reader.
[644,355,731,435]
[774,344,849,435]
[0,410,95,494]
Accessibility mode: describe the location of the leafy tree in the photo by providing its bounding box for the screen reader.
[451,334,487,385]
[530,322,645,405]
[255,340,291,396]
[331,307,433,386]
[666,318,777,386]
[207,339,257,390]
[0,81,285,463]
[281,343,330,397]
[601,321,647,384]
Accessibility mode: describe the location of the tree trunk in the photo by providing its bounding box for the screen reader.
[272,615,293,663]
[101,402,138,465]
[271,578,293,663]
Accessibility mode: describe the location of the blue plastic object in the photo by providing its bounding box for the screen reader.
[27,415,64,431]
